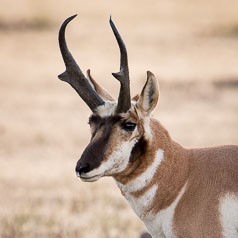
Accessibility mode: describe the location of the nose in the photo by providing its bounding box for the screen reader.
[75,163,90,177]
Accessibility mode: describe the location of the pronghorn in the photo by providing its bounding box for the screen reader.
[58,15,238,238]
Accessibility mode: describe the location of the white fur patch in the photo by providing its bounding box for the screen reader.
[219,193,238,238]
[143,116,152,140]
[82,138,138,179]
[145,183,187,238]
[117,149,164,193]
[96,101,117,117]
[134,107,152,140]
[125,184,158,220]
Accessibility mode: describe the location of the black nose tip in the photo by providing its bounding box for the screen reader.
[75,163,90,176]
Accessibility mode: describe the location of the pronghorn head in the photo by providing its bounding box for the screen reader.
[58,15,159,182]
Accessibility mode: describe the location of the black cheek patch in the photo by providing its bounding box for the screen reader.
[79,115,122,172]
[79,135,108,171]
[129,137,147,163]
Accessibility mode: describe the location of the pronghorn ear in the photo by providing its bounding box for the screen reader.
[87,69,114,101]
[136,71,159,115]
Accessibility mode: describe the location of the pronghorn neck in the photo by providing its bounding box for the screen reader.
[114,118,190,221]
[59,16,238,238]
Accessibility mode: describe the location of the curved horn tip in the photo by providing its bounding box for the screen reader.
[62,14,78,26]
[109,15,113,23]
[59,14,78,36]
[109,15,116,27]
[68,14,78,20]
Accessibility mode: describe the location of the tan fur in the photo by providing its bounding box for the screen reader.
[115,117,238,237]
[174,146,238,238]
[114,118,190,219]
[149,121,190,214]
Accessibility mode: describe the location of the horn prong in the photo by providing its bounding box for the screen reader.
[110,17,131,113]
[58,15,105,112]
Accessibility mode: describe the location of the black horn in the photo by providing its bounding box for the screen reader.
[110,17,131,113]
[58,15,105,112]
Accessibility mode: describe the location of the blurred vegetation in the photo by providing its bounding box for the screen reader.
[0,18,53,32]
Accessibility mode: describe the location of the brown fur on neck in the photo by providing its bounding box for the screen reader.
[133,119,190,213]
[114,119,190,214]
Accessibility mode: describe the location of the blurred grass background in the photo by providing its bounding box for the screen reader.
[0,0,237,237]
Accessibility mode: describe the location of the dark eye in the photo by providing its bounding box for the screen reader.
[122,122,136,132]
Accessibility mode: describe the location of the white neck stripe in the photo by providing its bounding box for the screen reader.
[118,149,164,193]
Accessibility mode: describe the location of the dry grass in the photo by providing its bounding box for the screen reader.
[0,0,238,237]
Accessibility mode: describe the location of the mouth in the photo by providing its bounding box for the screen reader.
[76,172,101,182]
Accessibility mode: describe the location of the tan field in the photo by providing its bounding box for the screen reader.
[0,0,237,237]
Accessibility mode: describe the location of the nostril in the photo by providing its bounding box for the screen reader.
[75,163,90,176]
